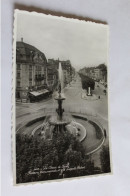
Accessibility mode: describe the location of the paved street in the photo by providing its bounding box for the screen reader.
[16,74,108,129]
[16,74,109,168]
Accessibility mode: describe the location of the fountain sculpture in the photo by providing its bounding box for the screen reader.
[18,61,105,154]
[40,61,83,137]
[49,62,70,134]
[49,81,70,133]
[39,62,97,140]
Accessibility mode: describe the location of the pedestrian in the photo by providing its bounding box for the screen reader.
[98,96,100,99]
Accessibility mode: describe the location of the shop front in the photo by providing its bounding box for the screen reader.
[29,89,50,102]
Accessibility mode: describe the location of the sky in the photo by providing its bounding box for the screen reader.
[16,11,108,71]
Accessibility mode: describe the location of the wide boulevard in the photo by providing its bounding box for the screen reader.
[16,74,108,131]
[16,74,109,167]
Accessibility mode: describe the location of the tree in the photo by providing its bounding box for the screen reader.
[97,64,107,81]
[100,146,111,173]
[65,148,82,167]
[16,131,87,183]
[97,64,107,73]
[79,73,95,91]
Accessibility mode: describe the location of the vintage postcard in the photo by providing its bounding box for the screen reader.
[13,10,111,185]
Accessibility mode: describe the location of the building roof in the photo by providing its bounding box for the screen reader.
[16,41,47,64]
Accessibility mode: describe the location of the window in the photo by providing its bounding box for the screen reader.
[17,72,20,78]
[17,81,20,87]
[29,72,32,78]
[16,92,20,98]
[36,66,38,71]
[39,66,42,71]
[17,64,21,70]
[29,65,32,70]
[29,81,32,87]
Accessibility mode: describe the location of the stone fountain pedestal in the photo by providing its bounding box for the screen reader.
[49,83,70,134]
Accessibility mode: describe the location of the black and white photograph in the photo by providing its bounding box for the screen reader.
[13,10,111,184]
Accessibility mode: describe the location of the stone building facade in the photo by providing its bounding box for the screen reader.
[47,59,74,89]
[16,40,75,102]
[89,68,103,80]
[47,59,59,91]
[16,40,47,100]
[79,65,107,82]
[61,60,72,87]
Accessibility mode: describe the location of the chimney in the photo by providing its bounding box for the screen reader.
[21,37,23,42]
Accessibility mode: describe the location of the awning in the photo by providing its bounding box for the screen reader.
[41,89,49,94]
[29,89,49,97]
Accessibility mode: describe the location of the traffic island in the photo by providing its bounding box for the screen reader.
[81,91,98,101]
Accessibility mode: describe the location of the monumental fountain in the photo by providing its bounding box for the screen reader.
[17,62,105,155]
[40,62,84,139]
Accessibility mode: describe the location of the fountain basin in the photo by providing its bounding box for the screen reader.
[16,113,105,155]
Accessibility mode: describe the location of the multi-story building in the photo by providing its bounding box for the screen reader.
[79,67,104,81]
[91,68,103,81]
[47,59,58,91]
[79,67,92,77]
[16,39,47,101]
[47,59,74,89]
[61,60,73,87]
